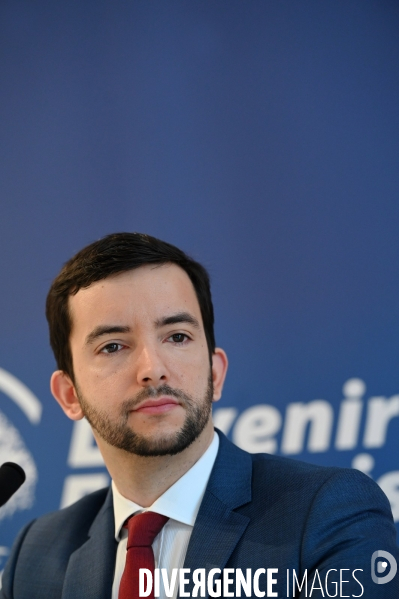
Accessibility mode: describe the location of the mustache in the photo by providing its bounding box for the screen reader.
[121,384,192,412]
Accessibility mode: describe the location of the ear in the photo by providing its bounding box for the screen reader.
[50,370,84,421]
[211,348,228,403]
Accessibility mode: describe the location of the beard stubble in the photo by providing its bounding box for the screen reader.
[75,374,214,457]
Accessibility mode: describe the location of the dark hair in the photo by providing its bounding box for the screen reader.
[46,232,215,380]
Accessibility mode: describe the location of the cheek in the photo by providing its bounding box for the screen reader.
[80,352,131,381]
[173,359,210,392]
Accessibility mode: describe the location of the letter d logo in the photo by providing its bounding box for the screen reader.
[371,550,397,584]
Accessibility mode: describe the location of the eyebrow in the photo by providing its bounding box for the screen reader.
[154,312,200,330]
[85,325,131,346]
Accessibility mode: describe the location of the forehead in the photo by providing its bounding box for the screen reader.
[68,263,202,333]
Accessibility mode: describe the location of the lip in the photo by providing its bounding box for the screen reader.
[132,397,180,414]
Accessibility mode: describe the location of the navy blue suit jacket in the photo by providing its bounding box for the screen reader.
[1,431,399,598]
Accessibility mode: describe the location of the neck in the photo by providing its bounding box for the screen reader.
[94,422,215,507]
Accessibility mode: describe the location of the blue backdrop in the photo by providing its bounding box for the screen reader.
[1,1,399,571]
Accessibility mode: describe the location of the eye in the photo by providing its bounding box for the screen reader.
[167,333,189,344]
[100,343,123,354]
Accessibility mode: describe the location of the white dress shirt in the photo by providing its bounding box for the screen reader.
[112,433,219,599]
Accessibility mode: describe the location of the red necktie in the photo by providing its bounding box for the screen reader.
[119,512,169,599]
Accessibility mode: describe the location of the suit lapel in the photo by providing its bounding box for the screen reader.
[62,489,117,599]
[179,432,252,598]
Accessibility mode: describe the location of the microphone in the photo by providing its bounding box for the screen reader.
[0,462,26,507]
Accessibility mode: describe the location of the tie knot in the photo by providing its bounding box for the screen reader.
[126,512,169,549]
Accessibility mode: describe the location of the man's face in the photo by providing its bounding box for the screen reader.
[60,264,224,457]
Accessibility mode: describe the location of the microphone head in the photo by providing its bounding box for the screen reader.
[0,462,26,507]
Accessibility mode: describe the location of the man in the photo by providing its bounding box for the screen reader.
[1,232,398,599]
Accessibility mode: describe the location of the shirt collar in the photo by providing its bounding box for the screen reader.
[112,432,219,540]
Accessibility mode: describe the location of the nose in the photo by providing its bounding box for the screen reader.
[135,343,169,386]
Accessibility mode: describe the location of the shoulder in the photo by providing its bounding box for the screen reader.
[252,451,394,522]
[7,486,112,555]
[218,428,387,493]
[0,487,111,598]
[250,450,377,492]
[216,430,393,516]
[25,486,111,542]
[253,450,390,503]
